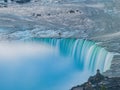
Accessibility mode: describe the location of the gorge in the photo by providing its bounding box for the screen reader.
[0,0,120,90]
[0,38,113,90]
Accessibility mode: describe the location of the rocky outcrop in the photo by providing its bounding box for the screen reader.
[71,70,120,90]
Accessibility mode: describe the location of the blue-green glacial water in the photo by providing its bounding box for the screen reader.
[0,38,113,90]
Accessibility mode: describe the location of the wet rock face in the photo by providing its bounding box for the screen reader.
[103,55,120,78]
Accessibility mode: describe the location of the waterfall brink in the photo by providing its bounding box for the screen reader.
[31,38,113,73]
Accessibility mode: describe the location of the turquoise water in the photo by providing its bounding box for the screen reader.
[0,38,113,90]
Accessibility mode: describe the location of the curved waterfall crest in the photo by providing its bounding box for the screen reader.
[31,38,113,72]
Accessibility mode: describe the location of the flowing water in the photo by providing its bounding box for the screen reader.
[0,38,113,90]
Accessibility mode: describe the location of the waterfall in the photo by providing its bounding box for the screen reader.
[30,38,113,73]
[0,38,114,90]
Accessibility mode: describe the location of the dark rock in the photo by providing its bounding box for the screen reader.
[71,69,120,90]
[88,69,105,84]
[76,10,79,12]
[16,0,31,4]
[36,14,41,17]
[58,32,61,36]
[4,0,7,3]
[47,13,51,16]
[32,13,41,17]
[69,10,75,13]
